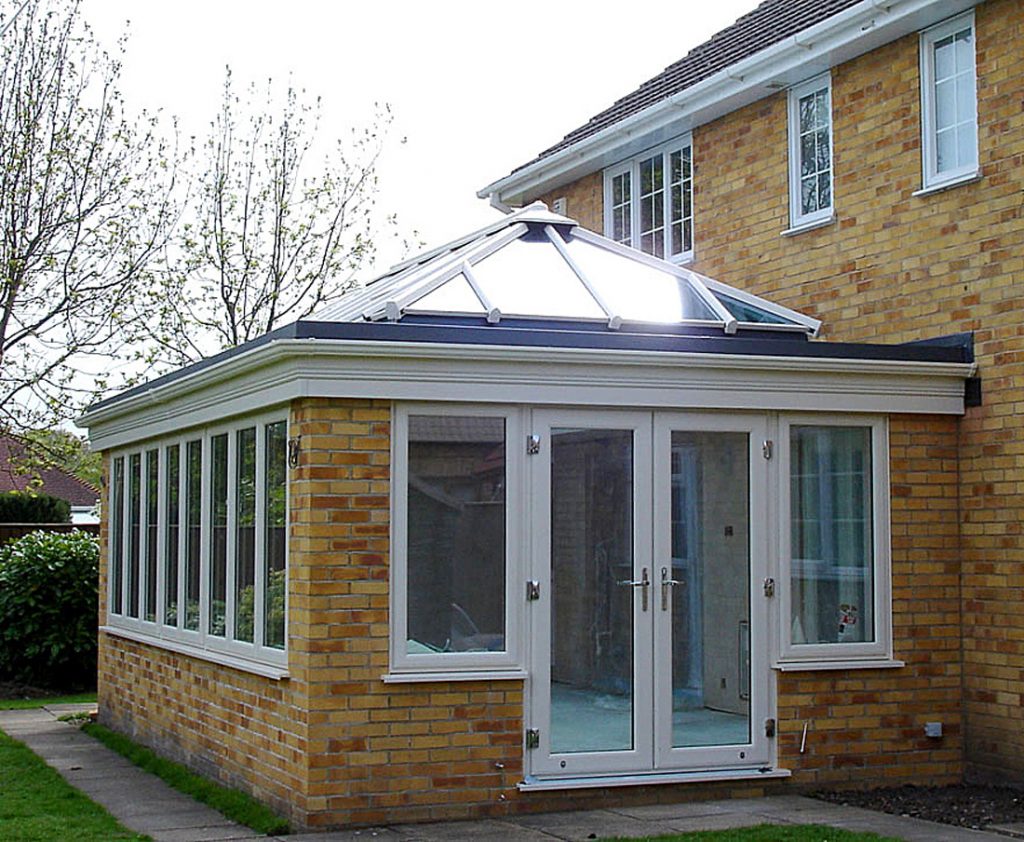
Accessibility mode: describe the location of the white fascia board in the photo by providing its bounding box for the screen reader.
[82,338,975,451]
[479,0,983,207]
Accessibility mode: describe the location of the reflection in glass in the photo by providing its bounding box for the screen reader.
[406,415,506,655]
[209,434,228,637]
[127,453,141,618]
[144,449,159,622]
[790,426,873,645]
[550,427,634,754]
[234,428,256,643]
[110,457,124,615]
[669,432,751,749]
[264,422,287,649]
[185,439,202,631]
[164,445,179,626]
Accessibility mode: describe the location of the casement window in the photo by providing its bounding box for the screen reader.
[389,405,523,677]
[778,416,892,665]
[787,73,833,230]
[603,138,693,263]
[919,11,978,192]
[106,413,288,673]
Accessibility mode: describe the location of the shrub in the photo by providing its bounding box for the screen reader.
[0,491,71,524]
[0,530,99,690]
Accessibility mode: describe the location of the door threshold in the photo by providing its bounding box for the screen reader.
[519,766,791,791]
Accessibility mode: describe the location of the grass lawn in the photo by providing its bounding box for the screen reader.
[0,729,146,842]
[0,692,97,711]
[83,723,289,836]
[603,827,899,842]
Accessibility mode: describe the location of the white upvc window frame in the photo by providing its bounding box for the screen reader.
[776,414,894,667]
[786,72,834,231]
[603,136,694,264]
[388,403,524,679]
[918,11,979,193]
[105,409,289,676]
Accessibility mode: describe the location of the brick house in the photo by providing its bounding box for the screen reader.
[80,0,1012,830]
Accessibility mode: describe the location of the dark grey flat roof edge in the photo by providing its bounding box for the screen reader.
[84,320,972,416]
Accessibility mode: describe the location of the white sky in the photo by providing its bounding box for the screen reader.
[85,0,757,275]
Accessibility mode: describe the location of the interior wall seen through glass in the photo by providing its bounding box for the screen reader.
[405,415,506,655]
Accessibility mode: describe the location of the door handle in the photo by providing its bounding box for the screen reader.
[661,566,682,611]
[617,567,650,612]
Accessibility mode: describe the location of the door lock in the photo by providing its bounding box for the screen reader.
[617,567,650,612]
[660,566,682,611]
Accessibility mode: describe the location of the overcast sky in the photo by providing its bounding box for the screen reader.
[85,0,758,275]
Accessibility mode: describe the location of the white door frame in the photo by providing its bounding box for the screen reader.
[527,408,772,780]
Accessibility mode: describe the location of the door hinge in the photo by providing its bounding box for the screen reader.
[763,577,775,598]
[762,440,773,460]
[765,718,776,739]
[525,728,540,749]
[527,434,541,455]
[526,580,540,601]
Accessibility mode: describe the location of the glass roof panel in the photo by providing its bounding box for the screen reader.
[406,275,484,315]
[471,238,606,319]
[563,238,718,323]
[713,292,798,325]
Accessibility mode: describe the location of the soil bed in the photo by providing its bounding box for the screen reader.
[813,784,1024,831]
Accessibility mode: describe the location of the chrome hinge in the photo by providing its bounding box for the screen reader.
[525,728,540,749]
[763,577,775,598]
[527,434,541,455]
[762,440,773,460]
[526,580,540,601]
[765,718,776,739]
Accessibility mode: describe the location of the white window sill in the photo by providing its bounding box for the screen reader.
[913,170,982,198]
[781,214,835,237]
[101,625,290,680]
[773,658,904,672]
[381,669,528,684]
[518,766,791,792]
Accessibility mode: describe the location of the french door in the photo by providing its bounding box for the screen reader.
[527,409,770,778]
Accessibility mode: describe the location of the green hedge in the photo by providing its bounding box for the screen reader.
[0,530,99,690]
[0,491,71,524]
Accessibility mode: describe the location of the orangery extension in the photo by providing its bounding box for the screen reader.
[80,204,975,830]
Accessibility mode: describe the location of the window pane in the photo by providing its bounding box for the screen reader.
[956,123,975,168]
[815,89,830,128]
[800,134,816,177]
[406,415,506,655]
[815,129,830,172]
[799,94,815,133]
[144,449,159,622]
[235,428,257,643]
[209,433,228,637]
[934,35,954,80]
[953,28,972,72]
[185,439,202,631]
[790,426,874,646]
[818,173,831,209]
[935,78,955,130]
[936,127,957,172]
[264,421,287,650]
[801,177,818,214]
[111,457,124,615]
[127,454,141,619]
[611,172,631,245]
[164,444,179,627]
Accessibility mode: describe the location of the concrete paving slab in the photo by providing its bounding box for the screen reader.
[608,801,732,820]
[663,812,784,833]
[510,807,681,841]
[394,818,558,840]
[989,824,1024,839]
[284,830,402,842]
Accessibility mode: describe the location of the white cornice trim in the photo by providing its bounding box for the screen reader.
[81,337,974,450]
[479,0,983,206]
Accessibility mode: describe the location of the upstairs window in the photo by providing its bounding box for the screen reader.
[787,73,833,230]
[919,12,978,191]
[604,138,693,263]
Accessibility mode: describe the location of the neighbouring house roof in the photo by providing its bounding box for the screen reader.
[480,0,980,206]
[0,435,100,507]
[315,203,821,336]
[531,0,860,167]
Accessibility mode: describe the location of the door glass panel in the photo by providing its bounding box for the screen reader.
[550,428,634,754]
[669,432,750,749]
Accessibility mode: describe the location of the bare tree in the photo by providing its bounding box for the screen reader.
[149,69,401,368]
[0,0,178,432]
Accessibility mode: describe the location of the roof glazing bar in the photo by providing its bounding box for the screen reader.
[372,222,529,321]
[461,261,502,324]
[544,225,622,331]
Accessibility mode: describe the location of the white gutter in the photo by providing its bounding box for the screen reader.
[479,0,982,206]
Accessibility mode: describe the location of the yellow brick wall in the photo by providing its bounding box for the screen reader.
[533,0,1023,783]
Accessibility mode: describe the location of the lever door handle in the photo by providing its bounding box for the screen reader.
[661,566,683,611]
[616,567,649,611]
